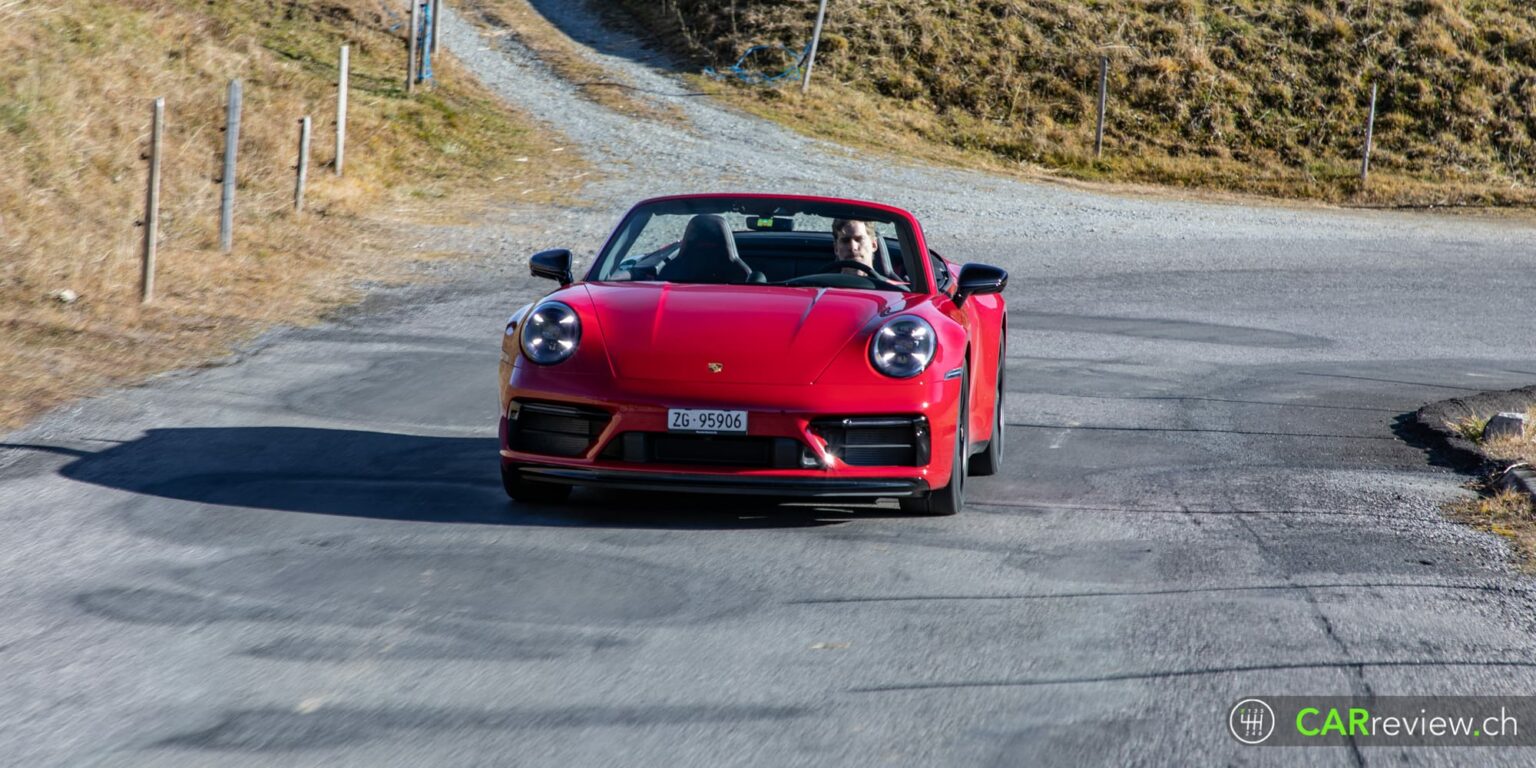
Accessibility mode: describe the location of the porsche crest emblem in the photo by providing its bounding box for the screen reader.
[707,362,724,373]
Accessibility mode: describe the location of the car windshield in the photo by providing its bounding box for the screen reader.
[589,197,924,292]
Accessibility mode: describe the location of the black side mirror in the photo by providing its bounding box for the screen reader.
[954,263,1008,306]
[530,249,574,286]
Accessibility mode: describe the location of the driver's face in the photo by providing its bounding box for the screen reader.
[834,222,877,266]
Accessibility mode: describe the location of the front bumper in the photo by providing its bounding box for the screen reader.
[498,365,961,494]
[515,466,928,498]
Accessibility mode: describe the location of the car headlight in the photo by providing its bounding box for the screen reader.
[520,301,581,365]
[869,315,936,378]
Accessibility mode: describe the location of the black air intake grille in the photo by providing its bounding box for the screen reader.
[812,416,928,467]
[508,401,610,458]
[654,435,771,466]
[602,433,802,469]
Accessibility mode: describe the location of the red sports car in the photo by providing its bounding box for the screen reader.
[498,193,1008,515]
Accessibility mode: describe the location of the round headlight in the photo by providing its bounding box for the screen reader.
[520,301,581,365]
[870,316,936,378]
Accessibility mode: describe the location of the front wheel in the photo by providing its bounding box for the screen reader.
[501,464,572,504]
[901,365,967,516]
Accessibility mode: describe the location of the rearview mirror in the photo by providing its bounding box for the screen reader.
[530,249,574,286]
[954,263,1008,306]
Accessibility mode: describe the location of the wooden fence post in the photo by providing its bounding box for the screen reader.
[219,79,241,253]
[1360,82,1378,188]
[1095,56,1109,159]
[800,0,828,94]
[141,97,164,304]
[430,0,441,54]
[294,116,311,214]
[336,44,348,176]
[407,0,420,93]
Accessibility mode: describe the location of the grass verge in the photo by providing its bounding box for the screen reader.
[603,0,1536,207]
[1444,407,1536,465]
[1448,485,1536,572]
[1437,399,1536,569]
[1483,408,1536,467]
[0,0,584,431]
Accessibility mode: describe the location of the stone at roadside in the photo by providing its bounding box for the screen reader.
[1485,412,1529,442]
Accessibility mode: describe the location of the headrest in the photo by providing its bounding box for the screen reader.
[875,235,894,276]
[665,214,752,284]
[681,214,737,259]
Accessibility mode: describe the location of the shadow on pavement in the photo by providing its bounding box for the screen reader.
[1390,412,1482,474]
[12,427,891,530]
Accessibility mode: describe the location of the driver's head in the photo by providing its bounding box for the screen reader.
[832,219,879,269]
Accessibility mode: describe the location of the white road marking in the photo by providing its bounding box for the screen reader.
[1049,422,1079,449]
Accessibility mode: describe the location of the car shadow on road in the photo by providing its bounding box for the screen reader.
[15,427,894,531]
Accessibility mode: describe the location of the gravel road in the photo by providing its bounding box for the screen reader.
[3,2,1536,765]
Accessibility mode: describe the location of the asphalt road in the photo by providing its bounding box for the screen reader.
[4,4,1536,766]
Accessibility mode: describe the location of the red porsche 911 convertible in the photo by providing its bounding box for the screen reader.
[497,193,1008,515]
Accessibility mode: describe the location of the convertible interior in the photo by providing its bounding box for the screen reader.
[612,213,911,290]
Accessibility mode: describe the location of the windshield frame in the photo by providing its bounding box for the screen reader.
[583,194,935,294]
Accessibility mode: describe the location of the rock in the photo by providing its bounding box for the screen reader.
[50,289,78,304]
[1484,412,1529,441]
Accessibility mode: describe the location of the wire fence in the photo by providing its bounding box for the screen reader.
[692,2,1518,201]
[135,2,439,303]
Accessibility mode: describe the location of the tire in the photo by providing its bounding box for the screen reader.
[968,338,1005,477]
[501,463,572,504]
[901,364,967,516]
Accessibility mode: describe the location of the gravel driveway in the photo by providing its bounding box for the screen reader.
[2,3,1535,765]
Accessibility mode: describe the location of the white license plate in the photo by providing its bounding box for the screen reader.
[667,409,747,434]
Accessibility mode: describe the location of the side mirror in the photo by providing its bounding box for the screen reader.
[530,249,574,286]
[954,263,1008,306]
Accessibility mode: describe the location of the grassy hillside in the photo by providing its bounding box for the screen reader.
[608,0,1536,205]
[0,0,577,428]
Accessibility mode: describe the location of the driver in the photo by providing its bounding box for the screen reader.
[832,218,880,277]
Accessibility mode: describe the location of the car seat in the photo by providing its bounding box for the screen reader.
[661,214,755,284]
[875,236,896,277]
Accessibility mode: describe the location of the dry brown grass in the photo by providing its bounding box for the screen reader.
[608,0,1536,206]
[1445,406,1536,464]
[0,0,584,430]
[1481,407,1536,466]
[1446,413,1491,443]
[459,0,686,124]
[1441,402,1535,568]
[1448,487,1536,571]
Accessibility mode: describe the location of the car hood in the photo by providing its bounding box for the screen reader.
[584,282,917,385]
